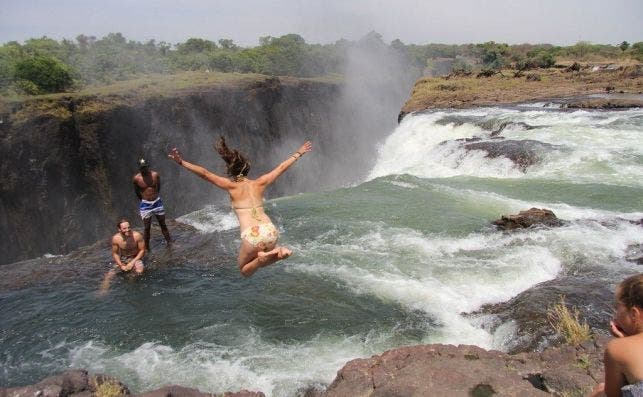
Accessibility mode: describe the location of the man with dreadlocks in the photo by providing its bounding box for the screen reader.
[168,137,312,277]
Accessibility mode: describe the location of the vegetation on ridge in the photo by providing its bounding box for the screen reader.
[0,31,641,97]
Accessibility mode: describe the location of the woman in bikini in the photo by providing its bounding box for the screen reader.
[590,273,643,397]
[168,137,312,277]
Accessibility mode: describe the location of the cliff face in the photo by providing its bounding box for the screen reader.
[0,77,341,265]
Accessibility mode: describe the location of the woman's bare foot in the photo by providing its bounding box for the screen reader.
[277,247,292,259]
[257,248,278,262]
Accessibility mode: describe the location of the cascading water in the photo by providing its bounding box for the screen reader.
[1,105,641,396]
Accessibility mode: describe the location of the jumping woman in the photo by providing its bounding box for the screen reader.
[168,137,312,277]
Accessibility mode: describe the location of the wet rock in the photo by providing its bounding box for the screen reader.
[565,98,643,109]
[474,276,613,353]
[463,140,558,171]
[0,369,93,397]
[318,338,607,397]
[489,121,535,137]
[0,372,264,397]
[433,115,537,137]
[493,208,563,230]
[625,244,643,265]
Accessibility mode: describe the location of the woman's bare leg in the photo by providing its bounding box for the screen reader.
[238,241,292,278]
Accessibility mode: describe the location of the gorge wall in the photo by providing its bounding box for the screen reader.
[0,77,363,265]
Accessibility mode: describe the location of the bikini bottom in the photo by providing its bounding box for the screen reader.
[240,222,279,249]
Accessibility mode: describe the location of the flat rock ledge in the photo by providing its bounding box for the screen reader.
[493,208,563,230]
[1,337,608,397]
[308,336,607,397]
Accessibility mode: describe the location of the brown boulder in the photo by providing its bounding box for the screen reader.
[493,208,563,230]
[318,337,607,397]
[0,369,92,397]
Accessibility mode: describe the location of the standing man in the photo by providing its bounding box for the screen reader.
[99,218,145,295]
[133,158,171,250]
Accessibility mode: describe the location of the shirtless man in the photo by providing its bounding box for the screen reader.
[111,218,145,274]
[133,158,171,250]
[98,218,145,295]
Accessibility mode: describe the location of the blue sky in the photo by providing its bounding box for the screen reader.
[1,0,642,46]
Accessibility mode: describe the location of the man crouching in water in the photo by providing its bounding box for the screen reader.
[99,218,145,295]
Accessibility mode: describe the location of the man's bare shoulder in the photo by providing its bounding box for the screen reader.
[132,231,144,240]
[112,233,124,244]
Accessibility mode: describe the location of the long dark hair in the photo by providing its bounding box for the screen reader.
[214,136,250,180]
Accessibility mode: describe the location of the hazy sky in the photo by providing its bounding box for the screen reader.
[1,0,642,46]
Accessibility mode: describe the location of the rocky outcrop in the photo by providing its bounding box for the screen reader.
[0,369,130,397]
[493,208,563,230]
[308,337,607,397]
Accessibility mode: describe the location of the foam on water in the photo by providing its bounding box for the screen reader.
[66,329,400,396]
[177,205,238,233]
[370,108,643,186]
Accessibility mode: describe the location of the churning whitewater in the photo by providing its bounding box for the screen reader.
[1,106,641,396]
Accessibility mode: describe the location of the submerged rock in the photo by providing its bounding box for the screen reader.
[493,208,563,230]
[565,98,643,109]
[625,244,643,265]
[464,140,560,171]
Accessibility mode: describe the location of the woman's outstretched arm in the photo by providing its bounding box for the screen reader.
[256,141,312,187]
[168,148,234,190]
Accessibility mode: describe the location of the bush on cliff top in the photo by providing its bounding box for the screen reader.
[13,55,74,94]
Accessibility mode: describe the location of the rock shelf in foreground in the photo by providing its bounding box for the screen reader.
[1,337,608,397]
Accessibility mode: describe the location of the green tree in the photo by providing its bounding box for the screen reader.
[13,55,74,93]
[619,41,630,51]
[478,41,509,69]
[631,42,643,61]
[218,39,238,50]
[176,38,217,54]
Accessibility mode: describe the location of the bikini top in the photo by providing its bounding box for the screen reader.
[231,202,263,211]
[231,200,264,221]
